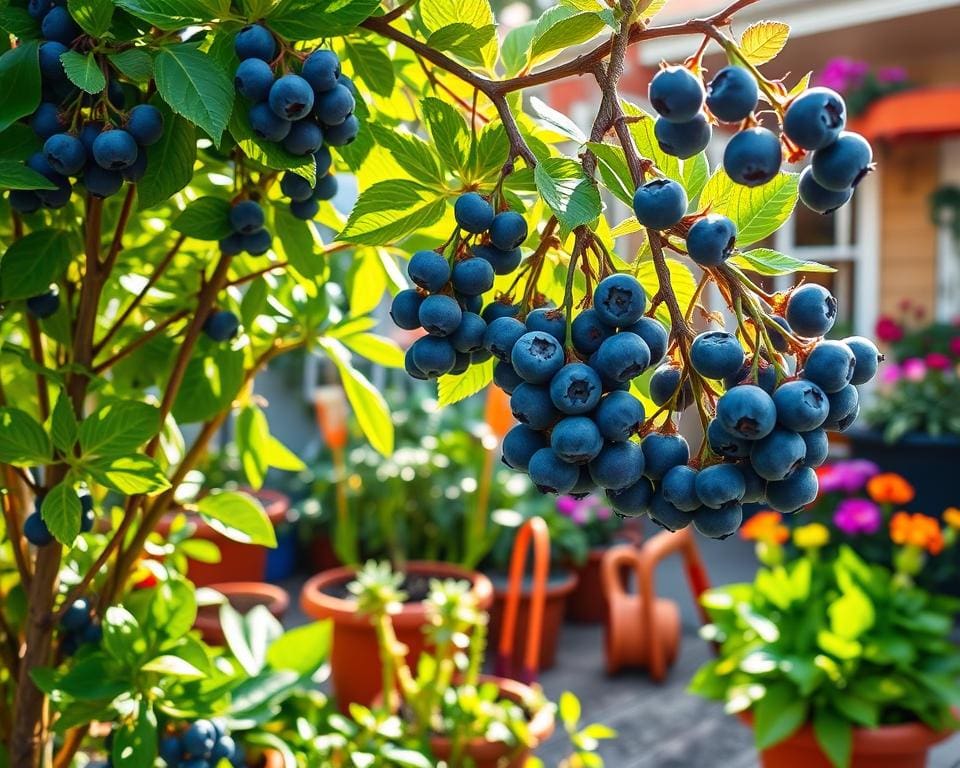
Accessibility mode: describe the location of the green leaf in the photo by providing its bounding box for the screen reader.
[700,170,799,247]
[196,490,277,547]
[88,455,171,494]
[621,100,679,183]
[109,49,154,83]
[559,691,581,729]
[0,7,39,39]
[828,585,875,640]
[753,684,807,750]
[739,20,790,65]
[531,7,606,64]
[236,404,269,491]
[172,345,244,423]
[229,107,316,183]
[380,747,433,768]
[437,357,493,406]
[79,400,160,457]
[141,654,205,680]
[421,97,469,176]
[137,106,196,210]
[586,142,633,206]
[112,700,157,768]
[0,408,51,465]
[68,0,114,37]
[340,332,404,368]
[41,481,82,545]
[531,96,587,143]
[0,42,40,133]
[267,0,381,38]
[425,23,496,66]
[534,157,602,231]
[274,205,321,278]
[730,248,836,276]
[0,229,72,301]
[263,436,305,472]
[154,44,234,143]
[419,0,497,68]
[101,605,140,663]
[813,708,851,768]
[114,0,211,30]
[501,21,536,76]
[172,197,233,240]
[0,124,41,162]
[343,39,394,97]
[50,392,78,453]
[636,257,696,328]
[266,620,332,675]
[338,179,447,246]
[368,125,443,185]
[0,160,56,190]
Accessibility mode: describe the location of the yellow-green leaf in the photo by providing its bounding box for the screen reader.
[738,21,790,66]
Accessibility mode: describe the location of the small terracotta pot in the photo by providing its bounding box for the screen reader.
[300,561,493,711]
[259,749,284,768]
[487,570,577,671]
[739,712,953,768]
[194,582,290,645]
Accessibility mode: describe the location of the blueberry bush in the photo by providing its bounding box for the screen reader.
[0,0,879,763]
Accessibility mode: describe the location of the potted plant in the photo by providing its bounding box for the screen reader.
[690,508,960,768]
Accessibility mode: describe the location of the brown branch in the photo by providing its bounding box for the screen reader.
[1,467,32,589]
[26,317,50,422]
[102,185,136,274]
[92,309,189,374]
[51,725,86,768]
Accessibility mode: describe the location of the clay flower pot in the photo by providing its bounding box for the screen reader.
[300,561,493,710]
[259,749,284,768]
[739,712,953,768]
[194,582,290,645]
[565,548,608,624]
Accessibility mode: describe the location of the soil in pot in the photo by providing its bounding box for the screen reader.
[194,582,290,645]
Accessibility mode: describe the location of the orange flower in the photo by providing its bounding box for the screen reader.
[740,511,789,544]
[890,511,944,555]
[943,507,960,530]
[866,473,915,505]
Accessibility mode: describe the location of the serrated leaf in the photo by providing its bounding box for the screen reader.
[50,392,78,453]
[586,141,633,206]
[138,105,196,210]
[700,169,798,247]
[41,482,81,545]
[0,7,39,38]
[368,125,443,184]
[739,21,790,66]
[0,408,51,465]
[534,157,602,230]
[730,248,835,276]
[419,0,497,68]
[0,159,56,190]
[60,51,106,95]
[621,99,680,184]
[267,0,381,39]
[114,0,211,30]
[344,39,394,97]
[88,455,170,494]
[0,42,41,133]
[531,7,606,64]
[197,490,277,547]
[154,44,234,143]
[425,23,496,66]
[421,96,469,176]
[0,229,73,301]
[438,357,493,405]
[109,49,153,83]
[68,0,113,36]
[338,179,447,246]
[172,196,233,240]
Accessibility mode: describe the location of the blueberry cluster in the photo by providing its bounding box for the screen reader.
[219,199,272,256]
[391,192,528,379]
[23,491,96,546]
[648,65,871,214]
[159,720,243,768]
[233,24,352,219]
[59,597,102,655]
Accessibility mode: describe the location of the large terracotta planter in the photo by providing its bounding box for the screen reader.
[487,570,577,671]
[300,561,493,710]
[194,582,290,645]
[739,712,953,768]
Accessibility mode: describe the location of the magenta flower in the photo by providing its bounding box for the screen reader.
[902,357,927,382]
[877,66,908,84]
[556,496,579,517]
[819,460,880,494]
[880,362,902,385]
[926,352,952,371]
[834,498,883,535]
[950,337,960,357]
[816,57,869,92]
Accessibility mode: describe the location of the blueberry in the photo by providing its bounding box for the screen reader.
[550,363,602,415]
[159,735,183,764]
[235,58,275,102]
[570,467,597,499]
[80,499,95,533]
[82,165,122,198]
[661,465,700,512]
[280,171,313,202]
[592,333,651,383]
[40,6,79,44]
[695,464,746,507]
[459,293,485,313]
[723,127,782,187]
[766,466,819,514]
[454,192,494,234]
[493,360,523,394]
[106,79,126,109]
[772,379,829,432]
[313,173,338,201]
[607,477,655,518]
[269,74,315,121]
[484,316,526,361]
[798,166,852,215]
[91,130,138,170]
[324,114,360,146]
[690,331,744,379]
[183,720,217,759]
[706,66,758,123]
[783,87,846,151]
[230,200,265,234]
[511,383,560,430]
[654,113,711,159]
[707,418,750,458]
[412,336,456,377]
[693,501,742,539]
[801,340,855,393]
[641,432,689,482]
[750,428,805,481]
[632,178,687,230]
[843,336,882,385]
[24,512,53,546]
[182,759,209,768]
[482,301,520,323]
[472,244,521,276]
[283,120,323,155]
[522,309,563,344]
[822,384,859,431]
[589,440,644,490]
[235,24,277,62]
[551,417,604,464]
[78,122,104,153]
[249,102,291,142]
[203,310,239,342]
[418,294,462,337]
[449,351,471,375]
[716,384,777,440]
[211,735,237,762]
[452,257,494,296]
[290,197,319,220]
[121,149,148,182]
[648,66,705,123]
[471,349,492,365]
[785,284,837,338]
[450,311,486,353]
[650,492,695,532]
[593,273,646,328]
[511,331,565,384]
[313,83,355,126]
[489,211,528,250]
[594,390,645,442]
[408,251,450,293]
[242,228,272,255]
[800,428,829,468]
[38,41,68,81]
[391,289,426,330]
[126,105,164,147]
[314,146,333,177]
[302,49,341,92]
[404,347,428,380]
[686,214,737,267]
[529,448,580,494]
[625,317,669,364]
[740,464,766,503]
[649,363,693,408]
[31,102,66,139]
[27,290,60,319]
[812,131,872,191]
[61,598,90,632]
[764,315,793,354]
[28,0,53,20]
[571,309,612,356]
[10,190,41,214]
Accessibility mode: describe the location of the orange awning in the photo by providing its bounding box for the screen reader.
[849,86,960,142]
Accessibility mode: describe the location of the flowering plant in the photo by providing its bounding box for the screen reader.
[555,494,624,549]
[817,57,911,117]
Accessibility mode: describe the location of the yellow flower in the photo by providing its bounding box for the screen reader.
[943,507,960,530]
[793,522,830,549]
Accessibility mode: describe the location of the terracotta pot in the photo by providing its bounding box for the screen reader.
[565,548,608,624]
[259,749,284,768]
[157,490,290,587]
[300,561,493,711]
[739,712,953,768]
[487,570,577,672]
[194,582,290,645]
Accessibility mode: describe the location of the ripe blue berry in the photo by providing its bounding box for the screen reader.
[511,331,564,384]
[472,244,521,276]
[571,309,612,356]
[183,721,217,759]
[482,301,520,323]
[26,289,60,318]
[493,360,523,394]
[525,307,566,342]
[649,66,705,123]
[24,511,54,546]
[313,146,333,177]
[741,464,766,503]
[798,166,852,215]
[723,127,782,187]
[589,440,644,490]
[594,390,644,442]
[418,294,462,337]
[649,363,693,409]
[822,384,859,431]
[705,66,758,122]
[772,379,829,432]
[783,87,846,150]
[411,336,456,377]
[529,448,580,494]
[607,477,654,518]
[843,336,882,385]
[686,214,736,267]
[10,190,41,214]
[159,735,183,764]
[632,178,687,230]
[324,114,360,146]
[407,250,450,292]
[242,228,272,255]
[44,133,86,176]
[290,197,319,220]
[313,173,338,201]
[450,351,471,375]
[489,211,528,250]
[800,428,829,468]
[511,383,560,430]
[570,467,596,499]
[61,598,90,632]
[79,493,94,533]
[593,273,646,328]
[450,311,486,353]
[707,418,750,458]
[38,41,67,81]
[802,340,855,393]
[765,315,793,353]
[650,492,695,532]
[283,121,323,155]
[235,58,274,102]
[92,130,138,170]
[229,200,265,234]
[484,316,526,361]
[812,131,872,191]
[280,171,313,202]
[211,735,237,762]
[314,83,355,126]
[641,432,689,482]
[235,24,276,62]
[82,165,122,198]
[269,74,314,121]
[249,102,291,142]
[404,347,427,380]
[661,465,700,512]
[121,149,148,182]
[690,331,745,379]
[452,257,494,296]
[550,363,602,415]
[654,113,711,159]
[766,466,818,513]
[716,384,777,440]
[693,502,742,539]
[785,284,837,338]
[31,102,66,139]
[750,428,805,481]
[302,49,341,92]
[78,122,104,153]
[592,332,651,383]
[626,317,669,364]
[126,104,164,146]
[27,0,53,21]
[203,310,239,342]
[454,192,494,234]
[695,464,746,508]
[551,416,604,464]
[40,6,79,44]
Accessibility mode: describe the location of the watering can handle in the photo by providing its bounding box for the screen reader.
[496,516,550,684]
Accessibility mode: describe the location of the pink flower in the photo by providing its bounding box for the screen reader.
[950,337,960,357]
[556,496,578,517]
[877,66,908,84]
[816,57,869,92]
[880,363,902,385]
[570,506,588,525]
[875,317,904,343]
[834,498,883,535]
[818,460,881,494]
[902,357,927,382]
[925,352,952,371]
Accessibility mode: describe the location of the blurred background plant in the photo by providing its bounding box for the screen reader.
[817,56,912,116]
